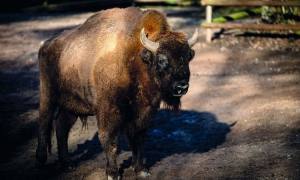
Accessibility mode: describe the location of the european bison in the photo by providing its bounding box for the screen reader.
[35,7,198,179]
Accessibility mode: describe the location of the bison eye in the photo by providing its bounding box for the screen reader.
[189,49,195,61]
[157,53,168,71]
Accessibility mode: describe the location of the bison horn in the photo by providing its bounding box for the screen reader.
[188,28,198,47]
[140,28,159,52]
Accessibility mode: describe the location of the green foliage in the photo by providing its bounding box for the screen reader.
[212,7,261,23]
[164,0,199,6]
[262,5,300,25]
[212,6,250,18]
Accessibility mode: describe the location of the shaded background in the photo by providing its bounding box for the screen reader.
[0,0,201,13]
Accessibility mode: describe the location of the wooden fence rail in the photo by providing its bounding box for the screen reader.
[201,0,300,42]
[201,0,300,6]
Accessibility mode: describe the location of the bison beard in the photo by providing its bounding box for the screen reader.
[162,94,181,113]
[35,7,198,180]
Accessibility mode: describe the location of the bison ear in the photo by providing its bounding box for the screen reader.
[140,28,159,52]
[139,49,153,65]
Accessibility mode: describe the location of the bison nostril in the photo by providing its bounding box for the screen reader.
[181,83,189,90]
[174,82,189,90]
[171,80,189,96]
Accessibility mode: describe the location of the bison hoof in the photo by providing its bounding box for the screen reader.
[35,159,46,170]
[107,174,121,180]
[35,154,47,169]
[137,170,151,178]
[61,161,76,172]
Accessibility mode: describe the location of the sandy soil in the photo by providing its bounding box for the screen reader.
[0,7,300,180]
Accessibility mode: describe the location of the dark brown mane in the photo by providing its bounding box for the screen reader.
[161,31,188,44]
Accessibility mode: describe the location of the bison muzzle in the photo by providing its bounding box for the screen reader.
[35,7,198,180]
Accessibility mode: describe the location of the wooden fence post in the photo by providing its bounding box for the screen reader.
[206,5,212,42]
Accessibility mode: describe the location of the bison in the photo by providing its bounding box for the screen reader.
[35,7,198,180]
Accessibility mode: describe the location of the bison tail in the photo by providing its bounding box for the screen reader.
[79,116,88,131]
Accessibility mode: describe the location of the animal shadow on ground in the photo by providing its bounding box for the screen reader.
[142,110,232,169]
[69,110,232,173]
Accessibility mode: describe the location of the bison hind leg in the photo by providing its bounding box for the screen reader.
[35,104,57,169]
[55,108,78,170]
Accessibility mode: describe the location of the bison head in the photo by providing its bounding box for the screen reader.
[139,28,198,112]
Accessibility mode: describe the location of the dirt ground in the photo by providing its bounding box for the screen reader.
[0,7,300,180]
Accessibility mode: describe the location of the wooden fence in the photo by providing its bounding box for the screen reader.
[201,0,300,42]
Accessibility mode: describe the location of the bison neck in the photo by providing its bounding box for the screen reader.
[126,60,162,129]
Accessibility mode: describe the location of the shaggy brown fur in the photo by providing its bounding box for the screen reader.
[35,7,197,180]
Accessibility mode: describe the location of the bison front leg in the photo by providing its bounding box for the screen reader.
[55,108,78,169]
[97,113,122,180]
[126,128,151,178]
